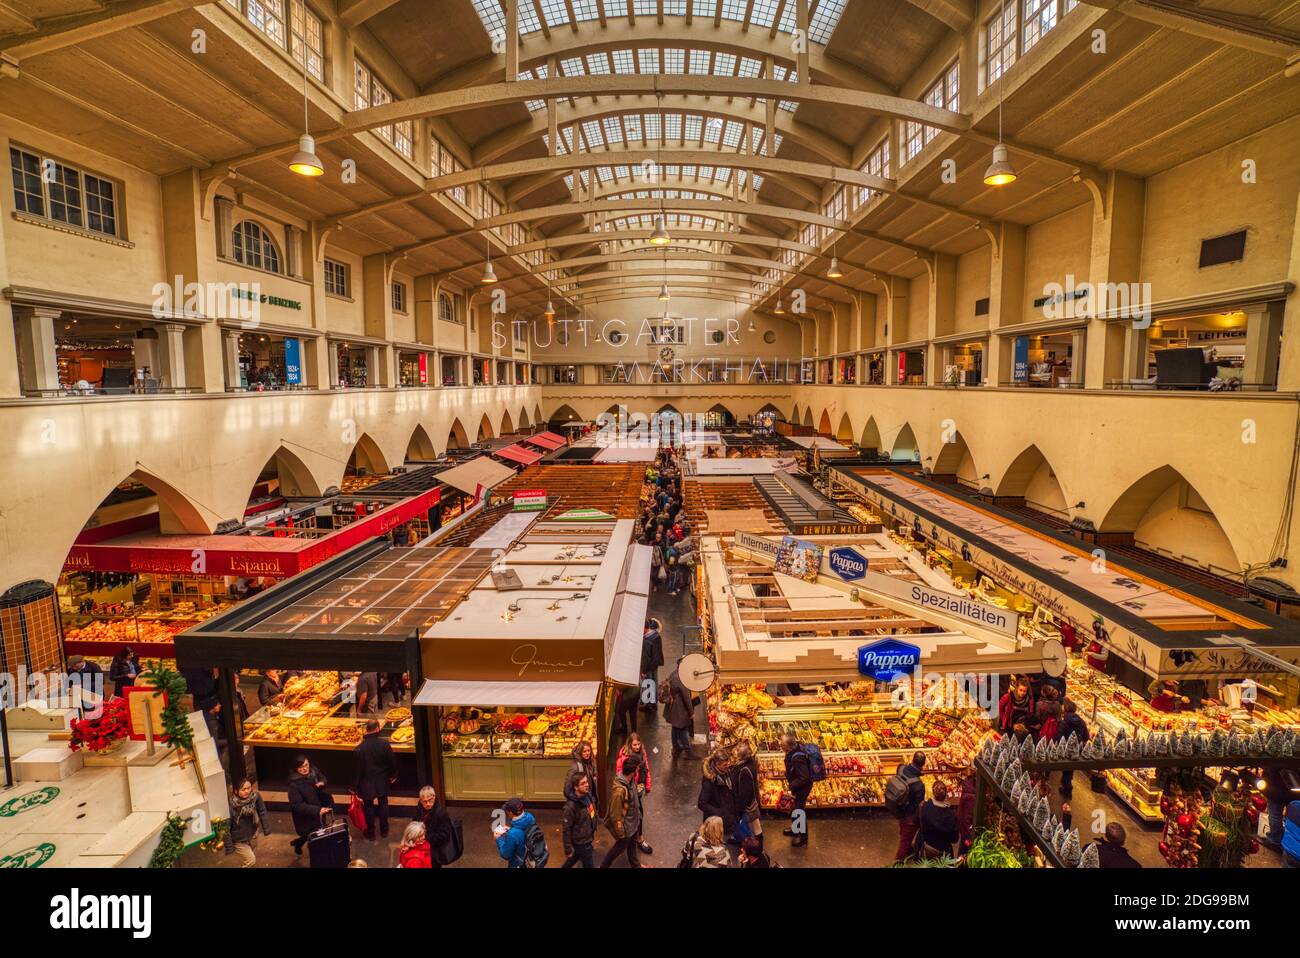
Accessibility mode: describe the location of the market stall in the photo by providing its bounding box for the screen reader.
[414,518,649,804]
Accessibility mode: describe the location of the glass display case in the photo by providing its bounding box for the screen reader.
[242,670,416,753]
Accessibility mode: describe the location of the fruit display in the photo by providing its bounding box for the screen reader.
[712,686,992,809]
[439,706,596,759]
[64,618,184,646]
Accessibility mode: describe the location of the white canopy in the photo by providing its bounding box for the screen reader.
[413,679,601,707]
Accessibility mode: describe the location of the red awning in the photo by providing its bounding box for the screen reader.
[522,431,566,450]
[493,444,543,466]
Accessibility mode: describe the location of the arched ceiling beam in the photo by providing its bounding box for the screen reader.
[551,267,769,288]
[473,95,850,165]
[337,0,403,28]
[0,0,209,65]
[476,196,844,231]
[1083,0,1300,61]
[425,18,895,94]
[532,250,799,275]
[901,0,975,32]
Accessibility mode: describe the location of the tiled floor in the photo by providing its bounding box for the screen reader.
[179,583,1284,870]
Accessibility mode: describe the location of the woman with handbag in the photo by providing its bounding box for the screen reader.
[613,733,654,855]
[730,743,762,843]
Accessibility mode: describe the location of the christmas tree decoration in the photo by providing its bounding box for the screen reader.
[1032,800,1050,833]
[1080,739,1095,760]
[1061,829,1081,867]
[1051,823,1065,854]
[1264,730,1283,757]
[1010,776,1025,805]
[1078,841,1100,868]
[1065,733,1081,760]
[1034,737,1049,762]
[1019,735,1035,760]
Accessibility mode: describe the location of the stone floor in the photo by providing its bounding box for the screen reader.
[180,582,1284,869]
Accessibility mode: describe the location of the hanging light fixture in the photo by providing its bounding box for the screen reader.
[774,297,785,315]
[649,213,671,245]
[826,247,843,279]
[658,281,671,302]
[983,66,1017,187]
[544,297,555,320]
[288,63,324,177]
[480,242,498,285]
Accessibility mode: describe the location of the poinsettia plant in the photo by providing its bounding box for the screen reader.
[69,696,129,753]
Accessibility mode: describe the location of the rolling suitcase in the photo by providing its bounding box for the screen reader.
[307,815,351,868]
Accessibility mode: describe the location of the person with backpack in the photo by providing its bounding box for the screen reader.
[494,797,548,868]
[664,657,698,757]
[781,733,815,848]
[1035,685,1061,741]
[613,732,654,854]
[600,756,649,868]
[914,779,959,860]
[640,619,664,711]
[887,751,928,862]
[561,772,598,868]
[1056,699,1090,798]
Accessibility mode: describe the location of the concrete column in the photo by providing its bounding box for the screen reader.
[984,223,1026,387]
[365,345,381,387]
[222,329,241,389]
[1120,325,1149,382]
[1070,328,1087,385]
[284,224,303,278]
[927,254,956,386]
[1243,302,1284,389]
[1277,185,1300,392]
[155,323,187,390]
[1084,172,1145,389]
[12,306,61,393]
[327,340,340,387]
[214,196,234,259]
[884,275,909,385]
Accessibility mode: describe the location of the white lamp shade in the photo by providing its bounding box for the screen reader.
[983,143,1017,186]
[288,134,324,177]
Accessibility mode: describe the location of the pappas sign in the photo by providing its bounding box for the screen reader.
[857,638,921,682]
[828,546,868,581]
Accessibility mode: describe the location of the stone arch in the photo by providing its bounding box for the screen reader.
[255,446,322,499]
[499,408,514,436]
[706,403,736,427]
[446,418,470,451]
[817,409,833,436]
[802,407,813,427]
[549,403,582,425]
[518,406,531,429]
[860,417,884,454]
[932,430,978,486]
[996,444,1067,513]
[1098,466,1241,573]
[406,424,437,462]
[534,403,544,425]
[834,412,854,443]
[85,469,212,537]
[477,413,494,442]
[791,402,802,425]
[756,402,783,422]
[346,433,390,476]
[890,423,919,461]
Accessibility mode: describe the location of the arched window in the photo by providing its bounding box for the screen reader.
[438,292,455,324]
[232,220,281,273]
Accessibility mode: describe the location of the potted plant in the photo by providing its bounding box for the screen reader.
[68,696,129,754]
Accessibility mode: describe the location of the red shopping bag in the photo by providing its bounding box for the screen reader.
[347,791,367,832]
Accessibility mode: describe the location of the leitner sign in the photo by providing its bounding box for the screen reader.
[857,638,921,681]
[828,546,868,581]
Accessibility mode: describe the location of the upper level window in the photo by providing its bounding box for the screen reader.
[984,2,1019,88]
[354,59,413,159]
[225,0,323,80]
[921,61,960,148]
[392,281,407,313]
[1022,0,1058,52]
[433,136,467,205]
[232,220,281,272]
[438,292,456,323]
[856,138,890,208]
[324,258,349,297]
[10,147,119,238]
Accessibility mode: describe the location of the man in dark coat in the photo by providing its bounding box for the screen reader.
[1056,699,1090,798]
[892,752,927,862]
[561,771,598,868]
[663,658,697,756]
[781,732,813,848]
[1093,823,1142,868]
[412,785,453,867]
[639,619,664,713]
[353,719,397,840]
[287,756,333,856]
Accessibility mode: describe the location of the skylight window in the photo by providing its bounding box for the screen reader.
[721,121,741,147]
[604,117,624,142]
[634,0,656,15]
[703,118,723,143]
[664,48,685,73]
[560,56,586,76]
[750,0,778,28]
[586,53,611,74]
[624,114,642,139]
[684,115,703,140]
[693,0,717,14]
[573,0,600,21]
[737,56,761,78]
[714,52,737,76]
[638,48,660,73]
[689,50,711,74]
[539,0,570,27]
[612,49,636,73]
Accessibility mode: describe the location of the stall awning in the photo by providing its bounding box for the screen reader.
[523,432,566,450]
[434,456,516,496]
[413,679,601,707]
[494,443,543,466]
[606,591,648,686]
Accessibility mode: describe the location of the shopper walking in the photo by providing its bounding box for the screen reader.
[225,777,271,867]
[287,755,333,856]
[730,742,762,843]
[664,656,698,757]
[353,719,397,840]
[1092,822,1142,868]
[998,681,1034,735]
[698,749,737,836]
[396,822,432,868]
[781,733,813,848]
[1056,700,1090,798]
[495,797,549,868]
[568,740,599,804]
[600,756,647,868]
[561,771,598,868]
[613,682,640,736]
[411,786,452,866]
[640,619,664,710]
[888,751,927,862]
[684,816,731,868]
[614,732,655,854]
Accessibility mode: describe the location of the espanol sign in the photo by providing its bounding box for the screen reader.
[857,638,921,682]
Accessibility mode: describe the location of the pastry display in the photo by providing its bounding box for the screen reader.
[243,669,414,752]
[385,707,412,723]
[440,706,597,758]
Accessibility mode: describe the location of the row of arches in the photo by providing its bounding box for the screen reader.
[792,403,1243,576]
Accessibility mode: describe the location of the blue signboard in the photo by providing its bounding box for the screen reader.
[857,638,921,682]
[1012,336,1029,383]
[828,546,868,581]
[284,337,302,385]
